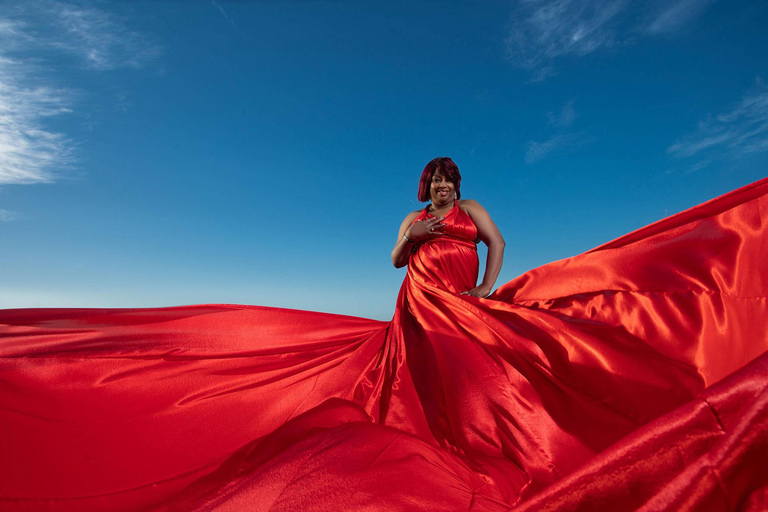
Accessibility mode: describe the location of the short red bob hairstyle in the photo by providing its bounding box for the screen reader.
[417,157,461,202]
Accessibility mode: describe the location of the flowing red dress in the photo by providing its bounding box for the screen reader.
[1,179,767,511]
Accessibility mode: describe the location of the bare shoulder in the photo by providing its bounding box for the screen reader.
[458,199,485,213]
[400,209,421,225]
[405,209,422,220]
[396,210,423,238]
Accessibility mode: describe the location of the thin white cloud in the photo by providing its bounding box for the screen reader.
[507,0,627,70]
[212,1,237,28]
[0,209,20,221]
[668,81,768,159]
[526,137,563,164]
[507,0,714,79]
[0,55,73,184]
[0,1,157,185]
[47,0,159,70]
[526,101,583,163]
[646,0,713,34]
[526,65,556,83]
[548,100,577,127]
[525,134,583,163]
[684,160,711,173]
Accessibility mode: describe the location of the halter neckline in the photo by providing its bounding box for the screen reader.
[425,199,458,217]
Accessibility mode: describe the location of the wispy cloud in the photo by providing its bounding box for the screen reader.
[0,1,158,185]
[0,55,73,184]
[668,80,768,159]
[526,136,566,164]
[47,1,159,70]
[548,99,577,127]
[684,159,711,174]
[0,209,20,221]
[525,134,583,163]
[526,100,584,163]
[507,0,714,79]
[507,0,627,70]
[211,1,237,28]
[645,0,714,34]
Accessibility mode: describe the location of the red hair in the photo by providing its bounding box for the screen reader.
[417,157,462,202]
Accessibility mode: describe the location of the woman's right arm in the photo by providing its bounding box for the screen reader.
[391,212,420,268]
[391,212,444,268]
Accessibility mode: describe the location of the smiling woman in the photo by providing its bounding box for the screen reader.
[1,172,767,511]
[392,157,505,299]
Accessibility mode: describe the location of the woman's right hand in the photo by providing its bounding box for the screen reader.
[392,212,445,268]
[406,217,445,241]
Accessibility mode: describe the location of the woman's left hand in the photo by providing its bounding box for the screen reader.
[461,284,493,298]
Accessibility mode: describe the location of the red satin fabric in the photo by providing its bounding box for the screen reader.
[1,179,767,511]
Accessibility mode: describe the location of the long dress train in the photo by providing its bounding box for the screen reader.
[1,178,767,511]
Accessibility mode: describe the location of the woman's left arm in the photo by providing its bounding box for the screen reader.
[460,200,506,298]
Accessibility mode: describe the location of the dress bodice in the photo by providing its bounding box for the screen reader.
[413,200,478,243]
[408,201,479,295]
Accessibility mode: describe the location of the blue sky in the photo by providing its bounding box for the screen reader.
[1,0,766,320]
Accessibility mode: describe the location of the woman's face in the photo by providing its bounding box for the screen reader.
[430,171,455,204]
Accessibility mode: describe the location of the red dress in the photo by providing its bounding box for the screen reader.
[1,180,767,511]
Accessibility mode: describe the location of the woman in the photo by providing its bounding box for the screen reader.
[391,157,505,299]
[0,165,766,511]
